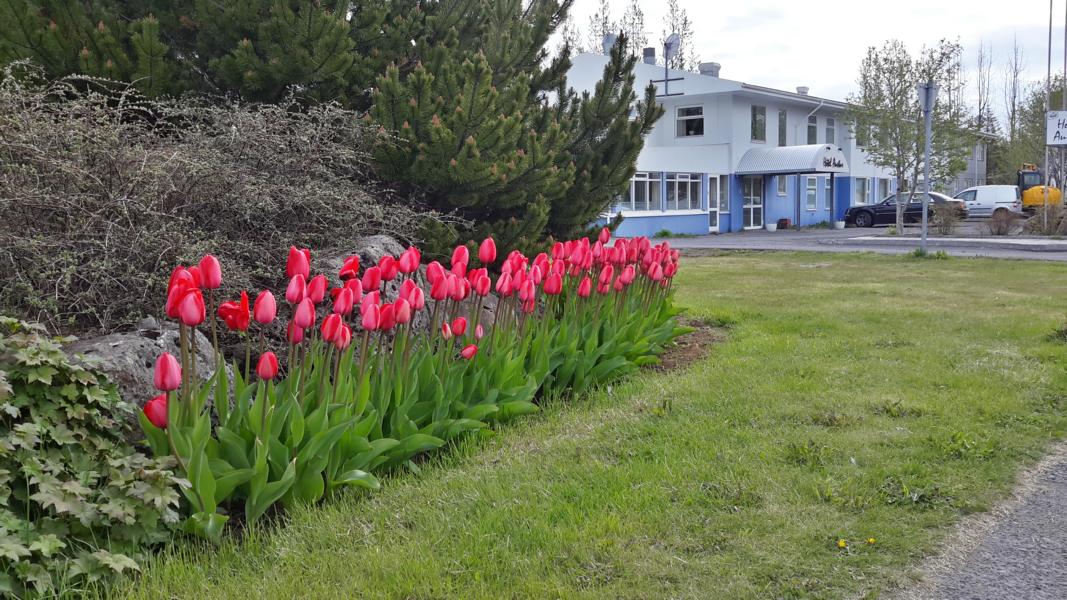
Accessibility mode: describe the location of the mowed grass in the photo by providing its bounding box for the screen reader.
[122,252,1067,599]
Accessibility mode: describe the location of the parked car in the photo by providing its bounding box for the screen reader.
[845,191,965,228]
[953,185,1024,218]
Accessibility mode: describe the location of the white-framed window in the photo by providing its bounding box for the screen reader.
[618,172,661,211]
[751,105,767,142]
[854,177,870,206]
[878,178,889,200]
[976,144,986,161]
[666,173,701,211]
[824,178,833,210]
[807,115,818,144]
[676,106,704,137]
[778,110,788,146]
[777,175,788,196]
[825,117,836,145]
[806,177,818,210]
[710,175,728,213]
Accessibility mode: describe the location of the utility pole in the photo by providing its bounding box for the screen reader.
[919,81,937,254]
[1046,0,1053,229]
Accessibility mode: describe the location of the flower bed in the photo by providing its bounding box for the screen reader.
[140,230,684,540]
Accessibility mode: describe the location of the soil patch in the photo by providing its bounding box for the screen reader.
[652,317,726,372]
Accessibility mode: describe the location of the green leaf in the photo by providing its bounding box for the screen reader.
[28,534,66,557]
[245,458,297,523]
[182,511,229,544]
[91,550,141,574]
[0,536,31,562]
[332,469,381,490]
[498,400,540,421]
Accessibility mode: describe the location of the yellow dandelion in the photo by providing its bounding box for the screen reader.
[866,538,877,545]
[837,539,847,549]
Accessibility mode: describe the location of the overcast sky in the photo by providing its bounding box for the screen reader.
[565,0,1063,121]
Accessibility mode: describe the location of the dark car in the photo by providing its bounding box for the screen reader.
[845,192,967,227]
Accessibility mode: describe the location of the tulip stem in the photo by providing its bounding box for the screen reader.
[207,289,220,365]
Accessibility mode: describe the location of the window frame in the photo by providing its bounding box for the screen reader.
[825,117,836,145]
[665,173,702,211]
[751,105,767,143]
[777,175,788,196]
[805,177,818,211]
[824,178,833,210]
[710,175,728,214]
[675,105,705,138]
[854,177,870,206]
[778,110,788,146]
[807,115,818,144]
[617,171,662,212]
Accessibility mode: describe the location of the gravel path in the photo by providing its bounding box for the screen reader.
[893,442,1067,600]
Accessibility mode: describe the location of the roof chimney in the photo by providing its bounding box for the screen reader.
[643,47,656,65]
[602,34,618,55]
[698,62,721,77]
[796,86,810,96]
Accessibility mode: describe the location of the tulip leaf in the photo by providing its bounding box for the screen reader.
[183,511,229,544]
[498,400,539,421]
[332,469,381,490]
[462,404,500,421]
[245,458,296,524]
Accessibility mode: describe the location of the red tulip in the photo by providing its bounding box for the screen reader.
[307,274,328,304]
[495,272,513,297]
[287,321,305,344]
[597,280,611,295]
[440,322,453,340]
[286,274,306,304]
[361,290,380,312]
[648,262,664,282]
[473,274,491,297]
[344,277,363,301]
[153,353,182,391]
[450,261,467,279]
[451,317,467,337]
[551,242,565,260]
[144,393,168,429]
[253,290,277,324]
[334,323,352,350]
[478,237,497,264]
[321,313,343,342]
[450,276,469,302]
[186,265,202,288]
[598,227,611,245]
[256,352,279,380]
[379,303,397,331]
[378,256,399,282]
[398,247,421,274]
[178,288,206,327]
[519,280,536,303]
[544,272,563,296]
[167,265,190,293]
[164,268,196,319]
[361,302,381,331]
[333,287,355,316]
[460,344,478,360]
[399,279,418,302]
[430,276,451,302]
[198,255,222,289]
[475,324,485,340]
[409,287,426,311]
[217,291,251,332]
[293,298,316,329]
[426,261,445,284]
[598,265,615,287]
[619,265,636,286]
[339,255,361,280]
[287,246,310,280]
[451,245,469,269]
[361,266,381,292]
[394,298,412,325]
[577,276,592,298]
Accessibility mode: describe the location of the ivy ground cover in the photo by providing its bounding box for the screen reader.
[123,253,1067,599]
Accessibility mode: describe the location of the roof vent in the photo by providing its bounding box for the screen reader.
[698,62,721,77]
[796,86,810,96]
[643,47,656,65]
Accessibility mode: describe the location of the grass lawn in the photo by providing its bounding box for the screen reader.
[121,252,1067,599]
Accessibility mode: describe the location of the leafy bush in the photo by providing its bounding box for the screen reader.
[0,67,432,335]
[931,203,960,235]
[985,211,1018,236]
[0,317,183,598]
[140,233,684,540]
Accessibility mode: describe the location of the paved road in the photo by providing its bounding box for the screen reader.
[663,224,1067,261]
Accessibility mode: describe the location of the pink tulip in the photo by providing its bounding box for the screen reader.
[153,353,182,392]
[475,324,485,340]
[379,303,396,331]
[199,255,222,289]
[398,247,421,274]
[451,317,467,337]
[253,290,277,324]
[307,274,328,304]
[321,313,343,342]
[460,344,478,360]
[293,298,316,329]
[287,321,305,344]
[478,237,497,264]
[577,276,592,298]
[339,255,360,280]
[256,352,279,380]
[361,266,381,291]
[285,274,306,304]
[178,288,206,327]
[333,287,355,315]
[451,245,469,269]
[440,323,453,340]
[334,323,352,350]
[544,273,563,296]
[394,298,412,325]
[598,227,611,245]
[430,276,451,302]
[619,265,636,286]
[344,277,363,301]
[495,272,513,297]
[426,261,445,284]
[598,265,615,287]
[378,255,399,281]
[409,287,426,310]
[286,246,311,280]
[473,274,491,297]
[143,393,168,429]
[361,303,381,331]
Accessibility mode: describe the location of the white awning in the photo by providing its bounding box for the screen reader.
[736,144,850,175]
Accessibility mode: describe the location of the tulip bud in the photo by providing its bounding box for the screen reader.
[333,287,355,315]
[598,227,611,245]
[430,276,451,302]
[577,276,592,298]
[361,266,382,291]
[598,265,615,287]
[287,321,305,344]
[544,273,563,296]
[495,272,513,297]
[409,287,426,311]
[519,280,536,302]
[256,352,279,380]
[440,323,453,340]
[153,353,182,391]
[378,255,399,282]
[143,393,168,429]
[253,290,277,324]
[293,298,316,329]
[529,265,543,286]
[473,274,491,297]
[475,324,485,340]
[649,262,664,282]
[478,237,497,265]
[394,298,412,325]
[178,289,206,327]
[361,303,381,331]
[450,261,467,279]
[199,255,222,289]
[286,246,311,280]
[286,274,306,305]
[426,261,445,284]
[451,245,469,269]
[451,317,467,337]
[398,247,421,274]
[619,265,636,286]
[460,344,478,360]
[334,323,352,350]
[551,242,565,260]
[321,313,343,342]
[339,255,361,280]
[345,277,363,301]
[379,303,396,331]
[307,274,328,304]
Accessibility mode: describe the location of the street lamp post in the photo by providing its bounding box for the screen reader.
[918,80,938,254]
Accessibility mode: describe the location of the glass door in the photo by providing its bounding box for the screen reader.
[708,175,722,232]
[742,175,764,229]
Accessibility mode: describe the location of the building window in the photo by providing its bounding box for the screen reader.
[855,124,869,148]
[878,178,889,201]
[618,172,661,211]
[676,106,704,137]
[807,115,817,144]
[825,117,836,145]
[666,173,701,211]
[854,177,870,206]
[751,105,767,142]
[777,175,788,196]
[710,175,727,213]
[778,110,787,146]
[976,144,986,161]
[806,177,818,210]
[824,178,833,210]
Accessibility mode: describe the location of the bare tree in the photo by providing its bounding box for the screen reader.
[585,0,615,55]
[557,10,584,55]
[975,40,996,133]
[662,0,698,71]
[1003,34,1026,141]
[619,0,647,57]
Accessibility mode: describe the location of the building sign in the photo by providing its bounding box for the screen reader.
[822,157,845,169]
[1047,111,1067,146]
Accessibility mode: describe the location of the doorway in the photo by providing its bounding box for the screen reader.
[742,175,764,230]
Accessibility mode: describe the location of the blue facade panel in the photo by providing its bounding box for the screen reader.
[606,213,709,237]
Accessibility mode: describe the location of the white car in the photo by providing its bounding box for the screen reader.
[954,185,1023,218]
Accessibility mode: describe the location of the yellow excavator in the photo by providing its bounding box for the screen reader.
[1018,164,1063,212]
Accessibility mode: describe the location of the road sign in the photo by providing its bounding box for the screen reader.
[1047,111,1067,145]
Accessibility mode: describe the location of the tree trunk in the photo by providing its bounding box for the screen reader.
[896,176,906,231]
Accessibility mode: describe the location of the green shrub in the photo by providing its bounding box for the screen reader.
[0,317,182,598]
[931,203,960,235]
